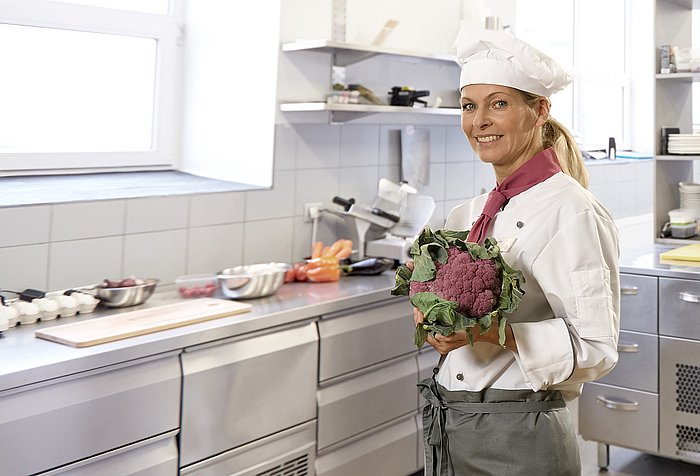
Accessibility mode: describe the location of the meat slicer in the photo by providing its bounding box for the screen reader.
[325,179,435,262]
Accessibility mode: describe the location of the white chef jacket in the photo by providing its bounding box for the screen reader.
[437,172,620,401]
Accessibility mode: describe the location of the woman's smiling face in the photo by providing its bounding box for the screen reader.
[460,84,549,182]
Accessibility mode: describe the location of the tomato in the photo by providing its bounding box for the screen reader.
[293,262,308,282]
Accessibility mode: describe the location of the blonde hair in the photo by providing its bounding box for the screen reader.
[521,92,589,188]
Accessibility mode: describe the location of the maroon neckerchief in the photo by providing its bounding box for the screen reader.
[467,147,561,244]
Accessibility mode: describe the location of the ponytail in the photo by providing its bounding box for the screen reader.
[520,91,589,188]
[542,117,588,188]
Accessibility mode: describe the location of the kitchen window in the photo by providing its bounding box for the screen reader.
[0,0,180,175]
[516,0,630,151]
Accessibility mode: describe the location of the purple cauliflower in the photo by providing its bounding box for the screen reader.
[409,246,502,318]
[392,227,525,347]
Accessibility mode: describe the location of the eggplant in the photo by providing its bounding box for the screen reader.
[341,257,395,276]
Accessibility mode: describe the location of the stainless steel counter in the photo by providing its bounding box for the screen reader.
[3,243,698,395]
[0,273,397,392]
[620,243,700,279]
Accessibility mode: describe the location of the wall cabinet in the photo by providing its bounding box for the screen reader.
[654,0,700,244]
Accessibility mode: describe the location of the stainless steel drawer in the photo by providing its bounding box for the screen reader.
[39,430,179,476]
[597,330,658,392]
[0,354,181,476]
[659,277,700,340]
[180,421,315,476]
[317,355,418,450]
[180,322,318,467]
[318,298,415,381]
[659,336,700,463]
[620,273,658,333]
[579,382,658,454]
[316,414,419,476]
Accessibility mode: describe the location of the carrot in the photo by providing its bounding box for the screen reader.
[335,239,353,260]
[321,245,331,257]
[327,239,345,258]
[311,241,324,259]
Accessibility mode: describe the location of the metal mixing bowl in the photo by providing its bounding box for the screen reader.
[94,279,159,307]
[217,263,291,299]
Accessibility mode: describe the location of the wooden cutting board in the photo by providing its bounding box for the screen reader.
[35,298,252,347]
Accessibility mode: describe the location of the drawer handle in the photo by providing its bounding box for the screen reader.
[679,291,700,303]
[617,342,639,353]
[620,286,638,295]
[596,395,639,411]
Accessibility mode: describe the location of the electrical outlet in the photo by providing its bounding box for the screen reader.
[304,202,323,223]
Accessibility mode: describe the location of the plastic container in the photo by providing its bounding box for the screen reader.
[668,208,698,238]
[671,222,697,238]
[176,274,217,298]
[668,208,695,225]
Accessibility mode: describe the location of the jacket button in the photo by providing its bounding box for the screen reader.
[516,221,524,228]
[456,373,464,381]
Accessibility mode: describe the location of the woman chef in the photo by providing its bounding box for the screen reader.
[415,28,621,475]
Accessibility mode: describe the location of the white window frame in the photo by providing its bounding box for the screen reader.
[0,0,180,175]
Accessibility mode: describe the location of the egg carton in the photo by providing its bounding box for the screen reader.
[0,286,100,333]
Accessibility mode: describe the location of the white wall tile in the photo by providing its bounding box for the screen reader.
[296,125,340,169]
[245,170,296,221]
[445,126,472,163]
[125,196,189,233]
[0,244,49,291]
[428,126,446,164]
[51,200,125,241]
[340,125,379,167]
[338,166,379,204]
[187,224,244,274]
[473,161,496,195]
[585,164,609,186]
[123,230,187,283]
[48,237,122,290]
[294,168,340,216]
[0,206,51,247]
[243,218,294,264]
[189,192,245,227]
[273,124,297,171]
[445,161,475,201]
[292,214,342,261]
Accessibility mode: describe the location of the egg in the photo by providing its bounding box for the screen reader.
[34,298,60,321]
[54,295,79,317]
[74,293,99,314]
[0,305,17,329]
[18,302,40,325]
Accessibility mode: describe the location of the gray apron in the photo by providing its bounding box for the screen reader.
[418,363,580,476]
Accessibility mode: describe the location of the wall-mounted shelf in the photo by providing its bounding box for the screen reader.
[281,39,456,67]
[656,72,700,81]
[656,154,700,160]
[279,102,461,123]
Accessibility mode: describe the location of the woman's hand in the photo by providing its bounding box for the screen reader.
[428,330,470,355]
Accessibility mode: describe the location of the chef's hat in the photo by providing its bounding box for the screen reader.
[453,28,573,97]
